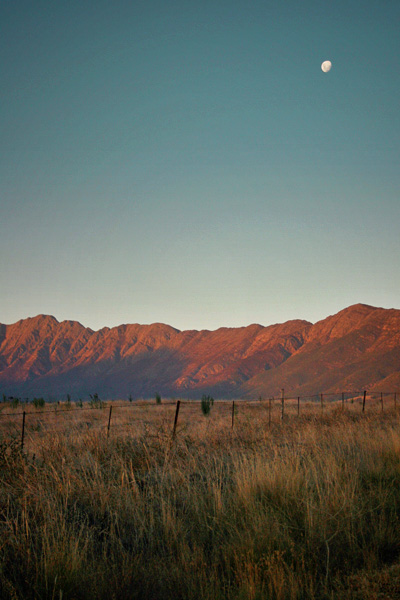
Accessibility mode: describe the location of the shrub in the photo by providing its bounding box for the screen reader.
[155,393,161,405]
[89,393,104,409]
[32,397,45,408]
[201,394,214,416]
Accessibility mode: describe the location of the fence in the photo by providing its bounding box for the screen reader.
[0,389,399,452]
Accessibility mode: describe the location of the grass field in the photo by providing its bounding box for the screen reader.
[1,398,400,599]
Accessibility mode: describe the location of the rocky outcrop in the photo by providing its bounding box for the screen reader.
[0,304,399,399]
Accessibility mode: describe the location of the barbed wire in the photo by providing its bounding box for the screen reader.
[0,390,398,418]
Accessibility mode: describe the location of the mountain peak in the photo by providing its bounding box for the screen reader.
[22,314,59,325]
[1,304,399,398]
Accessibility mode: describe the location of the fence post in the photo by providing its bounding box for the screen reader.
[381,392,384,412]
[231,401,235,429]
[395,393,397,410]
[362,390,366,413]
[21,411,26,451]
[297,396,300,417]
[268,397,272,427]
[172,400,181,439]
[107,405,113,438]
[342,392,345,410]
[281,389,284,421]
[320,393,324,411]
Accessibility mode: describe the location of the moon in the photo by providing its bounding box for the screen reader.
[321,60,332,73]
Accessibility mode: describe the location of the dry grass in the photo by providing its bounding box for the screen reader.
[1,399,400,599]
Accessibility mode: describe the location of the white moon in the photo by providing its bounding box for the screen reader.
[321,60,332,73]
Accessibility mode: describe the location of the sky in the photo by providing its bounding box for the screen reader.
[1,0,399,332]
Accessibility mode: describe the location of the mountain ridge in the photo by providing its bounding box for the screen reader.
[1,304,399,399]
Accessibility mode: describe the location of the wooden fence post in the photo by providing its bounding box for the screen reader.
[362,390,366,413]
[342,392,345,410]
[297,396,300,417]
[281,389,284,421]
[172,400,181,439]
[231,401,235,429]
[21,411,26,451]
[381,392,384,412]
[107,405,113,438]
[320,393,324,411]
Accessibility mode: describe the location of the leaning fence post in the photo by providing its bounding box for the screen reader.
[21,411,26,451]
[231,401,235,429]
[362,390,366,413]
[172,400,181,439]
[107,405,113,438]
[281,389,284,421]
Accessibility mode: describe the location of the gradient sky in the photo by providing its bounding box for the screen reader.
[1,0,399,331]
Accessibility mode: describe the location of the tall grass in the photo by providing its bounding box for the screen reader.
[1,404,400,599]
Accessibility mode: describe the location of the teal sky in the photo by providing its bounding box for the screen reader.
[1,0,399,331]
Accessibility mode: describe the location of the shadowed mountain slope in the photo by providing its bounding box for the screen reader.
[0,304,399,399]
[241,304,400,396]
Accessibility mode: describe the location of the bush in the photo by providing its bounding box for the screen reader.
[201,394,214,416]
[155,393,161,404]
[89,393,105,409]
[32,397,45,408]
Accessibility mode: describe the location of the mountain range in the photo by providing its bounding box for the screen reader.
[1,304,399,400]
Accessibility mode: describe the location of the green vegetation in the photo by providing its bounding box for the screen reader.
[89,393,104,409]
[155,392,162,404]
[1,404,400,599]
[32,397,45,408]
[201,393,214,415]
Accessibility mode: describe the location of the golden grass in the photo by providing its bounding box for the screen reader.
[1,399,400,599]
